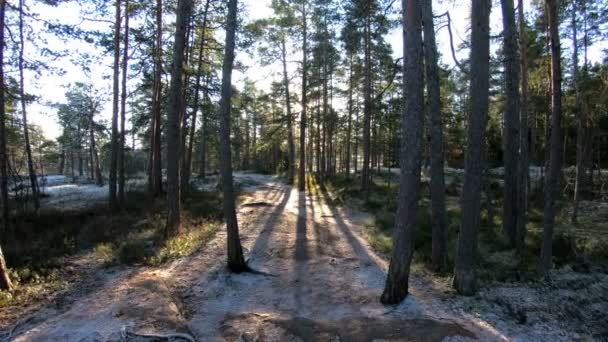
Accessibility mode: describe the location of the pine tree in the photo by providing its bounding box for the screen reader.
[422,0,448,272]
[501,0,521,247]
[541,0,563,276]
[0,0,12,291]
[380,0,424,305]
[118,0,130,204]
[109,0,121,209]
[218,0,247,272]
[18,0,40,211]
[453,0,492,296]
[166,0,193,238]
[516,0,530,257]
[298,0,308,192]
[149,0,163,196]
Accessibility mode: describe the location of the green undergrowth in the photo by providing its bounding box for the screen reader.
[0,188,224,308]
[313,171,608,285]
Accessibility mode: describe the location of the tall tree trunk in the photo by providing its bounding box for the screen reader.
[59,148,65,174]
[281,37,295,185]
[516,0,530,256]
[179,23,194,194]
[150,0,163,196]
[501,0,520,247]
[119,0,130,203]
[541,0,562,276]
[77,125,84,177]
[186,0,209,184]
[298,1,307,192]
[244,112,250,169]
[109,0,121,209]
[354,96,359,174]
[199,75,209,178]
[252,108,257,169]
[307,95,314,174]
[361,6,372,195]
[422,0,448,272]
[18,0,39,210]
[453,0,491,296]
[321,29,328,177]
[89,133,95,180]
[572,0,585,223]
[219,0,247,272]
[0,246,10,291]
[165,0,192,238]
[315,68,321,174]
[0,0,12,291]
[89,114,103,186]
[70,147,75,179]
[381,0,424,305]
[147,117,154,192]
[345,54,353,176]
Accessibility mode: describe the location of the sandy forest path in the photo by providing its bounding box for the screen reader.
[12,174,526,341]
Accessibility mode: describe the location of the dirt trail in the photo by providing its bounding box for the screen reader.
[10,174,575,341]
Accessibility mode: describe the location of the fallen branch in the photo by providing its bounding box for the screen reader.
[120,327,196,342]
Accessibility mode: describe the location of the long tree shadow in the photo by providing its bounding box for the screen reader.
[294,188,309,312]
[316,179,383,269]
[248,185,292,262]
[308,176,343,258]
[295,190,309,261]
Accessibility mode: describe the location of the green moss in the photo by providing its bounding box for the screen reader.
[366,227,393,255]
[145,222,221,266]
[94,243,115,265]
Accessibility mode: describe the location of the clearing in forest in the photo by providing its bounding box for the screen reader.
[8,174,578,341]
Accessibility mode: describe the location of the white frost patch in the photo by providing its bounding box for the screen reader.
[41,184,109,210]
[40,178,147,210]
[193,172,283,193]
[40,175,70,187]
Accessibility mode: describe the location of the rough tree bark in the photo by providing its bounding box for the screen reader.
[298,1,307,192]
[0,246,11,291]
[361,4,372,195]
[109,0,121,209]
[321,22,328,177]
[18,0,39,210]
[541,0,562,276]
[572,0,585,223]
[218,0,247,272]
[453,0,491,296]
[59,148,65,174]
[380,0,424,305]
[281,36,296,185]
[179,23,194,195]
[119,0,130,204]
[315,67,321,174]
[149,0,163,196]
[186,0,210,185]
[345,53,353,176]
[422,0,448,272]
[501,0,520,247]
[165,0,192,238]
[516,0,530,256]
[89,111,103,185]
[199,75,209,178]
[0,0,12,291]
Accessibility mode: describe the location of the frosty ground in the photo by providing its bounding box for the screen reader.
[1,172,606,341]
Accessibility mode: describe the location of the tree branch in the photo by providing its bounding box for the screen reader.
[434,11,467,74]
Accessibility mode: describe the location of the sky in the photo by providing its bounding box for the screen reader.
[23,0,606,141]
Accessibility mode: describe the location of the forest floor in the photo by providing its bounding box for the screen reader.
[2,173,604,341]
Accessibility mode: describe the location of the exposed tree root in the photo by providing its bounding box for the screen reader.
[120,327,195,342]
